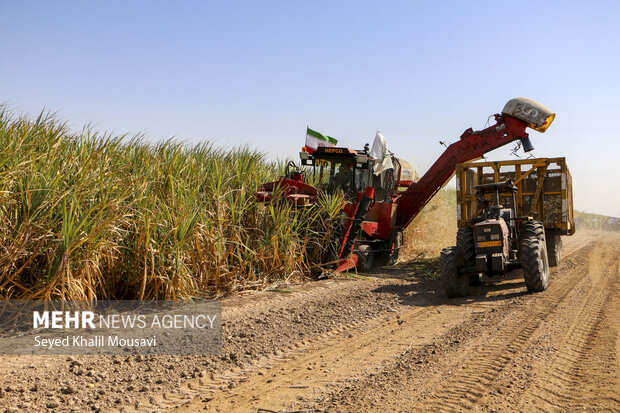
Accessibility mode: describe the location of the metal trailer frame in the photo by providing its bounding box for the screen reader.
[455,157,575,235]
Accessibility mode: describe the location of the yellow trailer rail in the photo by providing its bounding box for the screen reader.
[455,157,575,235]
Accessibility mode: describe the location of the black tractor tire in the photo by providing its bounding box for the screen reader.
[519,223,550,292]
[456,226,480,285]
[546,234,562,267]
[357,245,374,272]
[456,226,475,265]
[518,220,545,242]
[441,246,470,298]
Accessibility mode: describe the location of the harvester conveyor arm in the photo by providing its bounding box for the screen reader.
[395,114,530,229]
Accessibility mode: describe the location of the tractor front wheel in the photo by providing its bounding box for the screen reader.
[456,226,475,265]
[441,246,470,298]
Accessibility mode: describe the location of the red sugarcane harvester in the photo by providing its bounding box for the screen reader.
[256,98,555,273]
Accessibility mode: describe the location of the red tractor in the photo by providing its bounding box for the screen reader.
[256,97,555,273]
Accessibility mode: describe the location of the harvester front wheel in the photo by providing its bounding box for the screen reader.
[519,221,550,292]
[441,246,470,298]
[357,245,374,273]
[376,231,403,267]
[386,231,403,266]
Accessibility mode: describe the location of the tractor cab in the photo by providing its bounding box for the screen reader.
[471,180,520,273]
[473,180,518,224]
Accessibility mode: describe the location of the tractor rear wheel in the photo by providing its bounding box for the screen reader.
[546,233,562,267]
[441,246,470,298]
[519,221,550,292]
[357,245,374,272]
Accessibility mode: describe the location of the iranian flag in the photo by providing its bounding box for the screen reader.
[305,127,338,151]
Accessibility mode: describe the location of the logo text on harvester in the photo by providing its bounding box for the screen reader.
[0,300,223,356]
[32,311,218,329]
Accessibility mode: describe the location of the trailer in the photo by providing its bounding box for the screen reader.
[455,157,575,267]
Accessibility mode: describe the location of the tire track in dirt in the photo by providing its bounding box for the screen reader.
[122,278,425,412]
[167,301,457,412]
[170,236,610,413]
[303,235,616,413]
[513,244,619,412]
[411,242,605,412]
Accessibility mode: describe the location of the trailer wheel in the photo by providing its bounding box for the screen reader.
[357,245,374,272]
[546,234,562,267]
[520,226,550,292]
[441,246,470,298]
[456,226,475,265]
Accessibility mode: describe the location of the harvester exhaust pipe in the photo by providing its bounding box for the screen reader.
[520,136,535,152]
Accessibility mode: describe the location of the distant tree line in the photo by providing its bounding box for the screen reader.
[575,211,620,232]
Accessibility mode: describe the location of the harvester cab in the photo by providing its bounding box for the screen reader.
[298,146,404,271]
[301,147,368,198]
[299,146,399,201]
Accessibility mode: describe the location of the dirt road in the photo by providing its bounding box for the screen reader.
[1,231,618,412]
[170,231,619,413]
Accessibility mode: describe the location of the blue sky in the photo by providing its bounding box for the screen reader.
[1,1,619,216]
